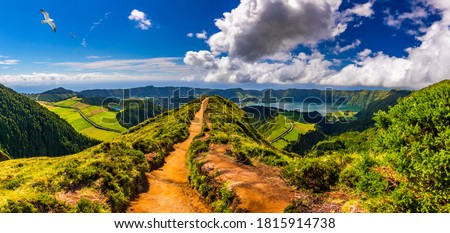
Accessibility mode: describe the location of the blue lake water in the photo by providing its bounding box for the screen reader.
[246,102,361,115]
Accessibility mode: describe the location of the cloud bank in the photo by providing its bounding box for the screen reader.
[184,0,450,88]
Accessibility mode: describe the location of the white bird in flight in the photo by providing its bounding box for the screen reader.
[40,9,56,32]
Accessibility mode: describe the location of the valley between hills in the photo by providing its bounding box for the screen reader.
[0,81,449,213]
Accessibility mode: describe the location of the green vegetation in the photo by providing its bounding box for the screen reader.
[284,80,450,213]
[0,142,148,213]
[187,139,236,213]
[42,102,122,141]
[54,97,127,132]
[41,97,131,141]
[26,87,77,102]
[125,97,203,169]
[0,149,11,162]
[0,85,99,159]
[282,155,340,192]
[367,80,450,212]
[0,98,204,212]
[243,106,315,150]
[117,99,164,128]
[78,86,407,110]
[317,90,411,135]
[207,96,289,166]
[187,96,294,212]
[0,80,447,213]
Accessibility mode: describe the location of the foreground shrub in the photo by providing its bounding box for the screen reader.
[282,157,339,192]
[1,194,71,213]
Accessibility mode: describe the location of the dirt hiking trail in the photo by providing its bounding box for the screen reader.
[128,98,210,213]
[202,144,298,213]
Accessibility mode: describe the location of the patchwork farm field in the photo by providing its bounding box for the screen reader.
[40,98,126,141]
[272,121,315,149]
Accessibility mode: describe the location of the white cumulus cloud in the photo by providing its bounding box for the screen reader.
[128,9,152,30]
[346,1,375,17]
[183,0,450,88]
[357,48,372,59]
[196,30,208,39]
[206,0,350,62]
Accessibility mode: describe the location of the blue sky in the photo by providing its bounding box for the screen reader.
[1,0,450,92]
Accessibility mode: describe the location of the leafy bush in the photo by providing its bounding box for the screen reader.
[76,198,107,213]
[282,157,339,192]
[285,129,326,156]
[1,194,71,213]
[370,80,450,212]
[211,184,236,213]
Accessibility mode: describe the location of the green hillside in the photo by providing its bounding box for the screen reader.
[242,106,316,150]
[0,80,446,213]
[285,80,450,212]
[42,103,122,141]
[0,85,99,158]
[116,99,164,128]
[26,87,77,102]
[317,89,412,135]
[0,97,203,213]
[40,97,128,141]
[187,96,294,212]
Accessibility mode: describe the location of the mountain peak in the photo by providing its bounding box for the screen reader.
[42,87,76,95]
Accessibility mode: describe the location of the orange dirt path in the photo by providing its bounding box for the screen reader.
[203,144,297,213]
[128,98,211,213]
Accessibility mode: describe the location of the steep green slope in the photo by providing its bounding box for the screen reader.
[0,97,204,212]
[0,85,99,158]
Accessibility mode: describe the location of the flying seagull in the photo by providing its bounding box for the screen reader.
[69,32,76,38]
[40,9,56,32]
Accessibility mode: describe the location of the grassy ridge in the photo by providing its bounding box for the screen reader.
[207,96,290,166]
[0,98,204,213]
[187,96,293,212]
